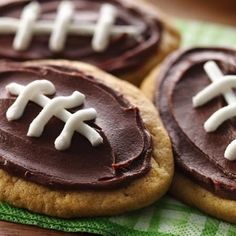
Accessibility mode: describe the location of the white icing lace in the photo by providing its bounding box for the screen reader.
[6,80,103,151]
[193,61,236,161]
[0,1,142,52]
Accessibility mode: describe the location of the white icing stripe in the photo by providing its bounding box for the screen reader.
[6,81,103,150]
[55,108,103,150]
[0,18,141,36]
[204,61,236,104]
[92,4,117,52]
[225,140,236,161]
[6,80,55,121]
[204,104,236,132]
[49,1,74,52]
[28,91,85,137]
[193,76,236,107]
[0,2,142,52]
[192,61,236,161]
[13,1,41,51]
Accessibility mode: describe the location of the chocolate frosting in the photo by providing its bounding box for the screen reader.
[156,47,236,199]
[0,62,152,190]
[0,0,162,75]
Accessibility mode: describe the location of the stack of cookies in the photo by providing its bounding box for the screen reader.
[0,0,234,226]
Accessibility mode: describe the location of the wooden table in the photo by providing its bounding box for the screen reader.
[0,0,236,235]
[0,221,91,236]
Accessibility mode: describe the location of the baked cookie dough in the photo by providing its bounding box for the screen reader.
[141,47,236,223]
[0,60,173,218]
[0,0,180,85]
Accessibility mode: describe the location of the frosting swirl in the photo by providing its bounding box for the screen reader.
[156,47,236,199]
[0,0,162,75]
[0,62,152,190]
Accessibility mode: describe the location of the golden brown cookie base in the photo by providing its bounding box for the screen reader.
[140,65,159,100]
[141,61,236,224]
[115,0,181,86]
[171,172,236,224]
[0,60,173,218]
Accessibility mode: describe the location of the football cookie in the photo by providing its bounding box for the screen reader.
[141,47,236,223]
[0,60,173,218]
[0,0,180,85]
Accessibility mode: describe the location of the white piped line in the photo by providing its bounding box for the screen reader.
[6,80,55,121]
[0,1,142,52]
[193,76,236,107]
[192,61,236,161]
[0,18,141,36]
[204,103,236,132]
[13,1,41,51]
[225,140,236,161]
[92,4,117,52]
[49,1,74,52]
[55,108,103,150]
[6,80,103,150]
[28,91,85,137]
[204,60,236,104]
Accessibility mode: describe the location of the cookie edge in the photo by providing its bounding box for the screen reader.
[0,60,174,218]
[141,62,236,224]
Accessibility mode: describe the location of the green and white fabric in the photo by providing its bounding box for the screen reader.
[177,20,236,47]
[0,20,236,236]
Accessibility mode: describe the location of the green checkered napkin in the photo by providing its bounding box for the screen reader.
[1,20,236,236]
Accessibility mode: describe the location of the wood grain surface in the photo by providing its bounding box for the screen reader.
[0,221,93,236]
[0,0,235,235]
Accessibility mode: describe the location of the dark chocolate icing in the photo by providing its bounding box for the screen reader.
[156,47,236,199]
[0,0,162,75]
[0,61,152,190]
